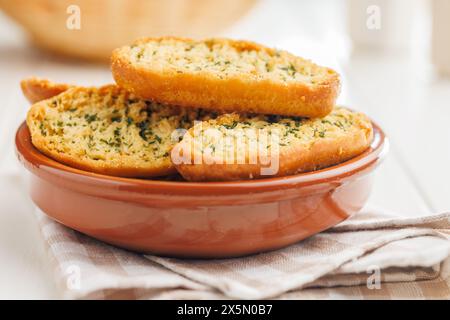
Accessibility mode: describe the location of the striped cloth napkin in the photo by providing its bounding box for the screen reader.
[36,207,450,300]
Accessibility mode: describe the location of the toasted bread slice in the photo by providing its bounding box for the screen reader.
[173,107,373,181]
[21,78,72,104]
[26,85,217,177]
[111,37,340,118]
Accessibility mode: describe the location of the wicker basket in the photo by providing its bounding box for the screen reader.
[0,0,256,61]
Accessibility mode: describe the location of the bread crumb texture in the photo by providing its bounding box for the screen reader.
[26,85,216,177]
[128,38,333,84]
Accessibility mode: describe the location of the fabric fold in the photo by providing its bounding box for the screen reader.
[35,208,450,299]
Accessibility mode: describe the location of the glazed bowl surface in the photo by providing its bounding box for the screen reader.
[15,121,388,258]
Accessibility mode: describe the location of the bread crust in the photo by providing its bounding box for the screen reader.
[111,37,340,118]
[174,108,373,181]
[21,77,72,104]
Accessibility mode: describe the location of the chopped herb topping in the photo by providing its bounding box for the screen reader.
[39,122,47,136]
[280,63,297,77]
[84,114,97,123]
[137,121,151,141]
[223,122,238,129]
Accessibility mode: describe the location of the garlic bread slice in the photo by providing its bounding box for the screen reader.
[112,37,340,118]
[173,107,373,181]
[21,77,72,104]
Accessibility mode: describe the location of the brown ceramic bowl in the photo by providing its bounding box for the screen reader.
[15,121,388,258]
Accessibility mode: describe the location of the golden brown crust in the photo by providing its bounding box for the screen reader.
[111,37,340,118]
[174,108,373,181]
[21,77,72,104]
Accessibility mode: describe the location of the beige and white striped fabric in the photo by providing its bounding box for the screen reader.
[36,208,450,300]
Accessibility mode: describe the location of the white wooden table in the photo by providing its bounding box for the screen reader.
[0,1,447,299]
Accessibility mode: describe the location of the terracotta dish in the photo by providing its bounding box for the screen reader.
[15,121,388,258]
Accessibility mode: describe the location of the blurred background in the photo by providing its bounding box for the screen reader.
[0,0,449,298]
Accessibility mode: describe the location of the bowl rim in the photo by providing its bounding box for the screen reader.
[15,120,388,193]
